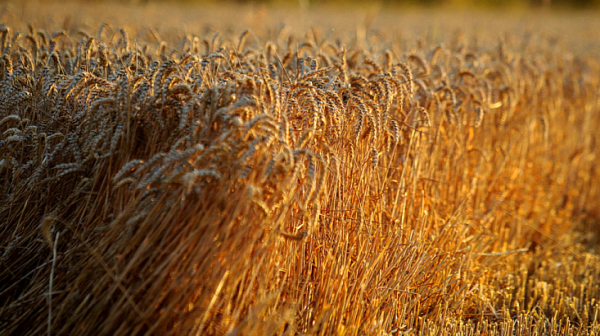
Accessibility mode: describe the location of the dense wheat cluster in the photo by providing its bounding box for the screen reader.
[1,4,600,335]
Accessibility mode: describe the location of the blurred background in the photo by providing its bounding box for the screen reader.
[1,0,598,53]
[13,0,600,8]
[223,0,600,9]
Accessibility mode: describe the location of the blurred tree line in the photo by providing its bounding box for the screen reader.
[230,0,600,8]
[396,0,600,8]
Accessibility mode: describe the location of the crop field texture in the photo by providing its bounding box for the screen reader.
[1,1,600,335]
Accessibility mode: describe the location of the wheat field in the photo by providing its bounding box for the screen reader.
[1,1,600,335]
